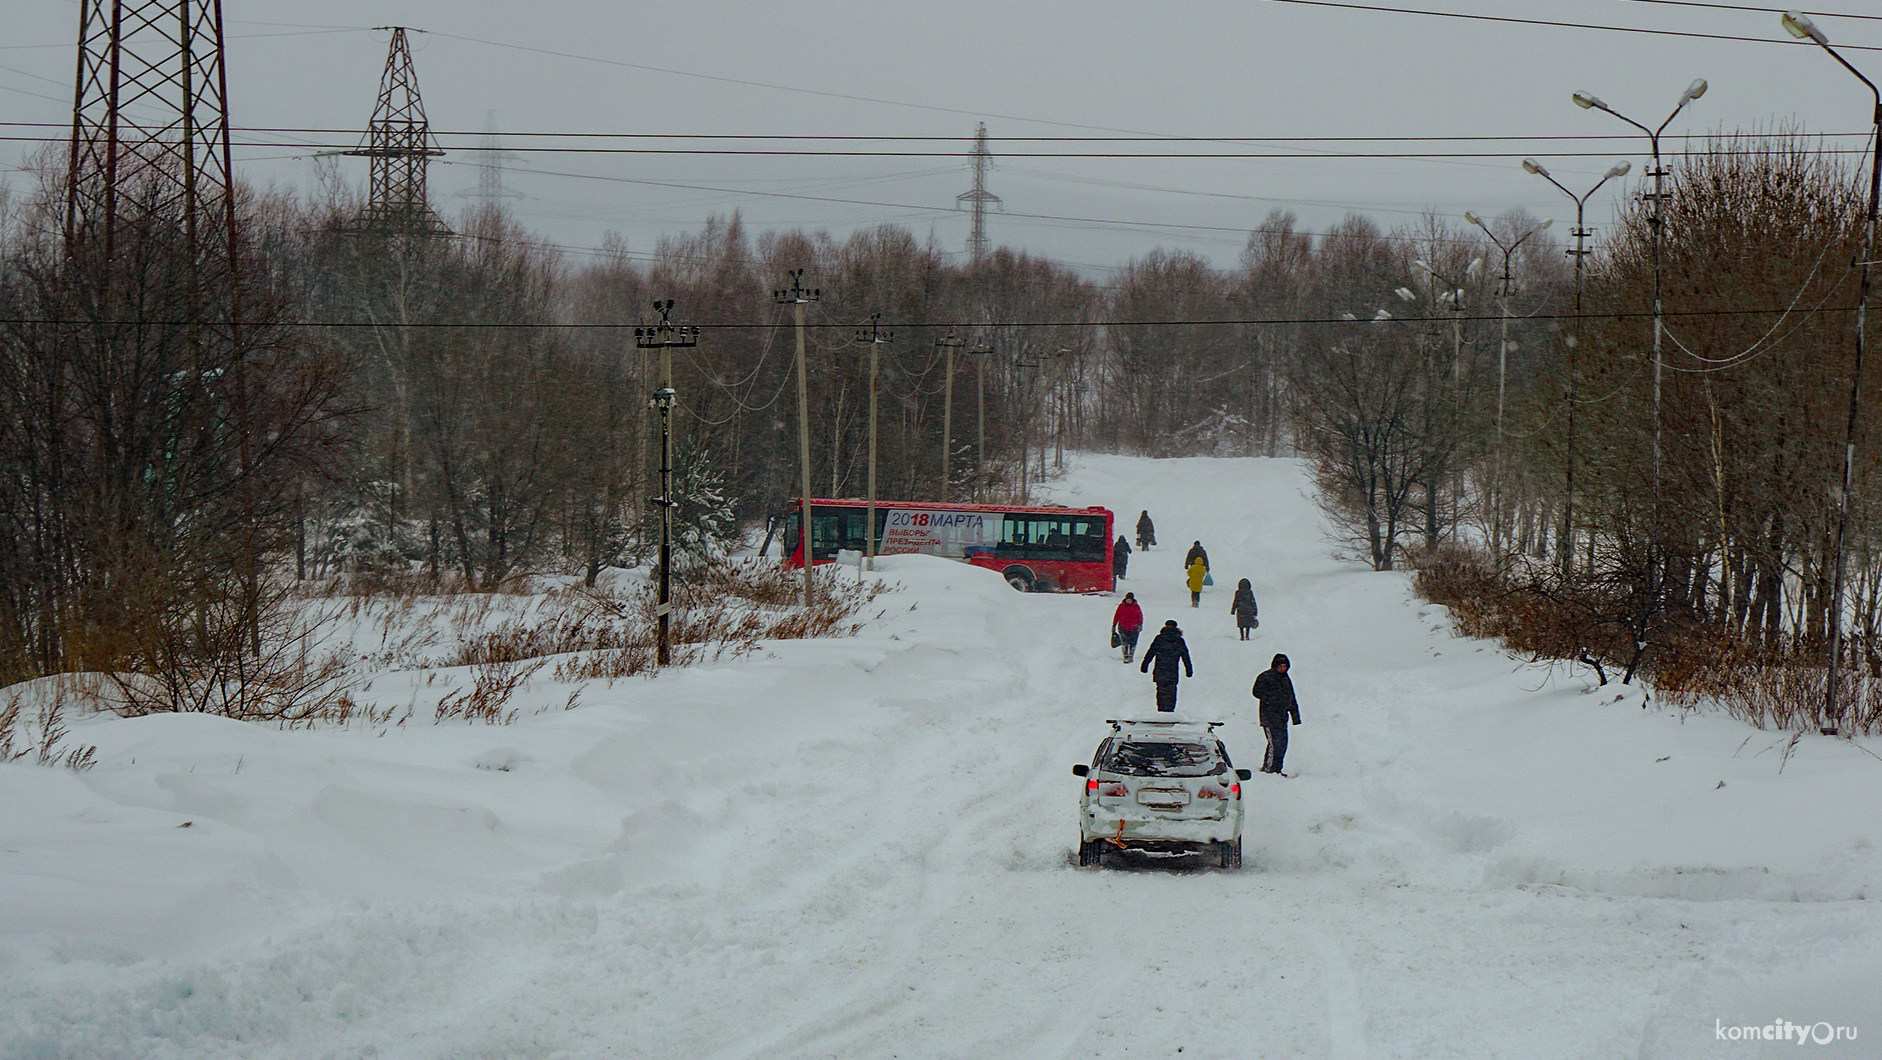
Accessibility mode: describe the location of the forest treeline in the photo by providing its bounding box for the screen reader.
[3,132,1880,730]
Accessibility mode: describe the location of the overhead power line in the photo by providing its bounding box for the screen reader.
[5,131,1871,161]
[5,120,1868,145]
[1255,0,1882,51]
[1610,0,1882,22]
[2,306,1865,331]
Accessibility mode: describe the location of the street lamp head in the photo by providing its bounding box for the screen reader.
[1467,257,1485,276]
[1522,157,1550,177]
[1782,10,1829,45]
[1605,160,1633,180]
[1464,210,1482,226]
[1394,286,1416,302]
[1677,78,1709,109]
[1572,90,1604,111]
[1537,218,1555,231]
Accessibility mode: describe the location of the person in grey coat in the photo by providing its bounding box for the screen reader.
[1229,578,1258,640]
[1251,653,1300,773]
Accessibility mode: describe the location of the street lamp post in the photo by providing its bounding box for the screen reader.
[633,300,698,668]
[854,314,892,571]
[1523,157,1633,575]
[1573,78,1708,525]
[1413,256,1481,542]
[1464,211,1553,554]
[1781,9,1882,735]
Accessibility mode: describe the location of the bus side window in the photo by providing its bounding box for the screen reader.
[1071,520,1105,562]
[811,514,842,556]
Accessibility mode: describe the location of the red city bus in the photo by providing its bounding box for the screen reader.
[779,498,1115,593]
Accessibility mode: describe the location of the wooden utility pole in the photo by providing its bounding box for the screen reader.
[774,271,820,607]
[937,333,964,500]
[972,344,991,498]
[855,315,892,570]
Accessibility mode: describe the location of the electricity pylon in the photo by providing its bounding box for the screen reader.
[956,123,1001,263]
[66,0,238,271]
[346,27,446,235]
[458,110,524,214]
[65,0,258,651]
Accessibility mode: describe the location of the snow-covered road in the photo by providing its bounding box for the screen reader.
[5,455,1881,1059]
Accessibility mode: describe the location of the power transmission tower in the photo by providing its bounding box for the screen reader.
[65,0,259,650]
[66,0,237,271]
[956,123,1001,262]
[346,27,446,235]
[458,110,524,213]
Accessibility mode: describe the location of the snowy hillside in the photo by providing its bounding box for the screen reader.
[3,455,1879,1059]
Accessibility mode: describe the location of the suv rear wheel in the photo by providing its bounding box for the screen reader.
[1078,839,1104,867]
[1217,838,1242,870]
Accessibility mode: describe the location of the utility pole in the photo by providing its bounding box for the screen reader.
[936,332,965,499]
[635,301,696,668]
[854,315,892,570]
[1015,357,1041,497]
[774,271,820,607]
[1053,348,1075,470]
[956,123,1002,263]
[972,343,991,498]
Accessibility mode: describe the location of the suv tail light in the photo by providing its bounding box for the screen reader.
[1231,782,1241,799]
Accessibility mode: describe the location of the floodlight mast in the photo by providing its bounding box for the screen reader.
[1781,9,1882,735]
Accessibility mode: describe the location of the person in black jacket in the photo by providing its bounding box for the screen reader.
[1136,511,1157,551]
[1251,653,1301,773]
[1113,535,1131,580]
[1229,578,1258,640]
[1184,541,1210,573]
[1138,620,1194,712]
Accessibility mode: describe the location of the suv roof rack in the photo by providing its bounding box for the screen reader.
[1106,717,1223,732]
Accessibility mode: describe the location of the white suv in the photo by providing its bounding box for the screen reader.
[1073,717,1252,868]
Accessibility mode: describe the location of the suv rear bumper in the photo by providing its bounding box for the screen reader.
[1081,808,1240,846]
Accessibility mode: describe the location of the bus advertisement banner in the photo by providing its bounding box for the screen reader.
[879,508,1002,558]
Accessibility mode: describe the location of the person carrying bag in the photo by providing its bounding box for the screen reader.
[1111,592,1144,663]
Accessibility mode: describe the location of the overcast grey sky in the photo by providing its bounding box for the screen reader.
[6,1,1881,276]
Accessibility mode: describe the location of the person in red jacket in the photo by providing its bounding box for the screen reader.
[1111,592,1144,663]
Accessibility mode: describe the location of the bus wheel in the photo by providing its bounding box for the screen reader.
[1003,566,1035,592]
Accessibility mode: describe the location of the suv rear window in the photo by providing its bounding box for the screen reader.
[1105,739,1223,777]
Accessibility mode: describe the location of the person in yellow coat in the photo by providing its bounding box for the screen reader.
[1186,556,1207,608]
